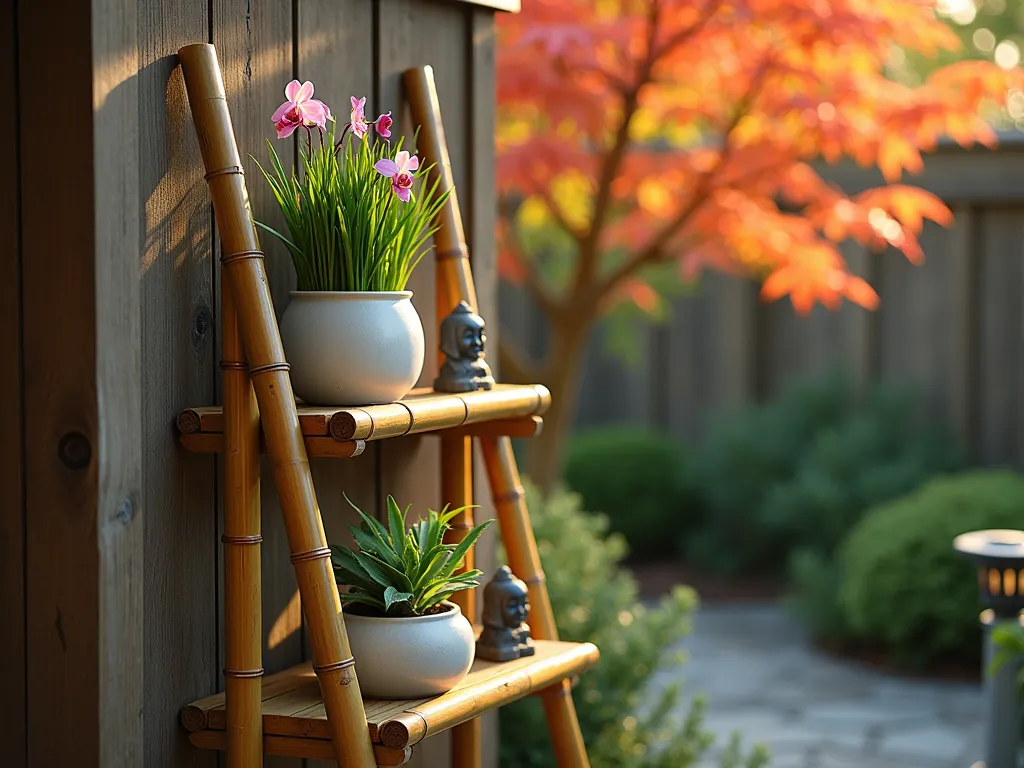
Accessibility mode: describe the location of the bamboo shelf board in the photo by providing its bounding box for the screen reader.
[182,639,598,757]
[177,384,550,455]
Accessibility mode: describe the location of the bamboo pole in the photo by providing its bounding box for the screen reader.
[441,432,480,768]
[405,63,484,768]
[221,243,263,766]
[405,64,591,768]
[178,43,376,768]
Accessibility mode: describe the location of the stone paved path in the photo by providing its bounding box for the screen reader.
[649,603,985,768]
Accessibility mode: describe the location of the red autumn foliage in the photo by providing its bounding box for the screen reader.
[496,0,1021,485]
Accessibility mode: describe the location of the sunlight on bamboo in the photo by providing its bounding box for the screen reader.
[268,588,303,650]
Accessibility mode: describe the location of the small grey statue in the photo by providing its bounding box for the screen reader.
[433,301,495,393]
[476,565,535,662]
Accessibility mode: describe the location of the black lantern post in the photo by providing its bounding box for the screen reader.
[954,529,1024,768]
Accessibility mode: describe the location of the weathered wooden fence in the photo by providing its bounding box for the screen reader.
[502,135,1024,466]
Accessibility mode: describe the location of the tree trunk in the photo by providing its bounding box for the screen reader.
[526,318,592,492]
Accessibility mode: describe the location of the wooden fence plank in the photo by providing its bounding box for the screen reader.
[94,1,146,762]
[977,207,1024,467]
[137,3,219,766]
[0,0,26,760]
[660,272,757,442]
[877,220,972,433]
[759,240,875,394]
[21,1,102,763]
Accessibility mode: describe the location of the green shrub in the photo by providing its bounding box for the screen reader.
[565,426,697,559]
[499,483,769,768]
[690,371,963,576]
[688,371,856,574]
[839,470,1024,668]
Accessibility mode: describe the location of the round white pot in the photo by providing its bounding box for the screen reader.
[344,601,476,699]
[279,291,425,406]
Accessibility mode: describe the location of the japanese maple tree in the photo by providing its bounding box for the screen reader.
[497,0,1021,488]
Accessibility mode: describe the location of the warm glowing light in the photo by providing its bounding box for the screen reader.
[973,28,996,53]
[1008,90,1024,120]
[868,207,889,230]
[1005,569,1017,596]
[881,220,902,241]
[938,0,977,25]
[269,589,303,649]
[995,40,1021,70]
[818,102,836,121]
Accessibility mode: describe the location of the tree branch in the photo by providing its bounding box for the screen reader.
[499,206,561,318]
[591,66,770,304]
[535,185,586,243]
[497,330,543,383]
[573,0,726,295]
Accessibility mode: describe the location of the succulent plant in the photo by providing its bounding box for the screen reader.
[331,494,493,617]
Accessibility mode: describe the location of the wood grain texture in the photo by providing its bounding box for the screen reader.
[21,0,101,763]
[94,0,146,763]
[138,5,219,767]
[0,0,25,761]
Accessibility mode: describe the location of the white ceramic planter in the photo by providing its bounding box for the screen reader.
[344,601,476,699]
[279,291,425,406]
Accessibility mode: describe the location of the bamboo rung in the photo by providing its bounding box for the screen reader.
[181,640,599,754]
[188,731,413,765]
[179,432,367,459]
[176,384,550,447]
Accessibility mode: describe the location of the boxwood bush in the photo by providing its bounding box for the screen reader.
[565,426,698,559]
[838,470,1024,668]
[499,483,769,768]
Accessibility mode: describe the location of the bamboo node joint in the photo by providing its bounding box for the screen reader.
[436,245,470,261]
[221,533,263,545]
[219,360,248,371]
[249,362,291,378]
[204,165,244,180]
[221,249,265,266]
[496,485,526,503]
[313,656,356,675]
[223,667,264,679]
[290,546,332,564]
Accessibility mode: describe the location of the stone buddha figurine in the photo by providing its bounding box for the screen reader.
[476,565,535,662]
[433,301,495,393]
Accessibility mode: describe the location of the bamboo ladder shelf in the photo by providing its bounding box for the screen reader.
[177,44,596,768]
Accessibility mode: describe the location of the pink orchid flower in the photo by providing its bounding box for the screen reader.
[271,80,330,139]
[350,96,370,139]
[374,150,420,202]
[375,112,393,139]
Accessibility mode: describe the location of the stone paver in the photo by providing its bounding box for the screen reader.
[650,603,984,768]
